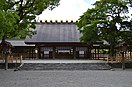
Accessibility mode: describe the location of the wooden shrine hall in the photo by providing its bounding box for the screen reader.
[24,20,106,59]
[0,20,108,61]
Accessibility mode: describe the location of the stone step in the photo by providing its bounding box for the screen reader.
[18,63,112,70]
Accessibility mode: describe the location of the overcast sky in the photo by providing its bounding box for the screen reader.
[37,0,97,22]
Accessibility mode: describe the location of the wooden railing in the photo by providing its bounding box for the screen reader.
[0,53,22,63]
[91,53,108,60]
[106,52,132,63]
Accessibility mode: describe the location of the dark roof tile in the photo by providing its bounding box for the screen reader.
[25,23,81,43]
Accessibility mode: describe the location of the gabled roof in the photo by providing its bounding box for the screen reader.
[0,39,34,46]
[25,22,81,44]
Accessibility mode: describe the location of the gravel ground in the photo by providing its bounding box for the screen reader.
[0,69,132,87]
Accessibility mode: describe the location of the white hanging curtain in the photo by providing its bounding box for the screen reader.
[76,47,87,51]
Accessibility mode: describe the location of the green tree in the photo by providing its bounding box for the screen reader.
[77,0,131,56]
[0,0,60,39]
[0,0,19,39]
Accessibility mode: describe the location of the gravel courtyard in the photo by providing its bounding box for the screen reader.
[0,69,132,87]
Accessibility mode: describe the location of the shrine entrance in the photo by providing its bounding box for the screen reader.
[38,46,90,59]
[55,47,73,59]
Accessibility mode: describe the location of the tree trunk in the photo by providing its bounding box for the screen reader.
[121,52,125,70]
[4,54,8,70]
[109,45,115,57]
[1,36,8,70]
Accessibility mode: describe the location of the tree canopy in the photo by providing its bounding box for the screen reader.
[0,0,60,39]
[77,0,132,55]
[0,0,18,39]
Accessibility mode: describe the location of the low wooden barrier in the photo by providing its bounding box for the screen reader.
[106,52,132,63]
[0,53,4,62]
[0,53,22,63]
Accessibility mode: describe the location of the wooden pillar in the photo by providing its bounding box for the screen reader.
[53,47,56,59]
[86,49,88,59]
[87,47,91,59]
[28,49,31,59]
[84,50,86,58]
[32,48,34,59]
[70,49,72,54]
[73,47,76,59]
[98,48,99,60]
[95,49,96,59]
[69,49,72,58]
[38,46,41,59]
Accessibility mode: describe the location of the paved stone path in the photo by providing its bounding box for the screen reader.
[0,69,132,87]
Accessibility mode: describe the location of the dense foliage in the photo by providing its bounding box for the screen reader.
[0,0,60,39]
[77,0,132,56]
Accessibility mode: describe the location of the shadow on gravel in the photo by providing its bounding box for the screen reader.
[108,62,132,69]
[0,63,21,69]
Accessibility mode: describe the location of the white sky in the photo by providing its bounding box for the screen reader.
[37,0,97,22]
